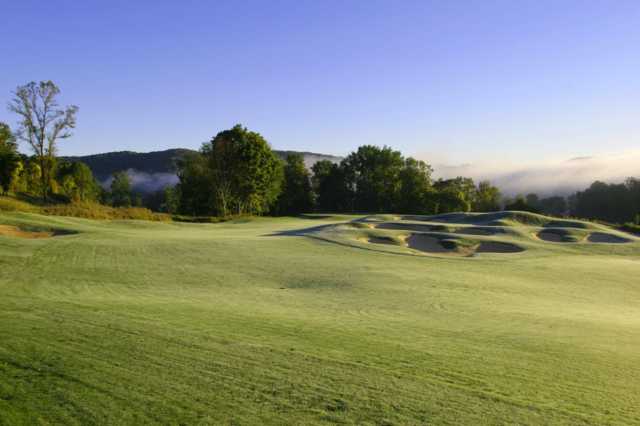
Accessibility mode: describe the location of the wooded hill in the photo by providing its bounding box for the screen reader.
[63,149,342,188]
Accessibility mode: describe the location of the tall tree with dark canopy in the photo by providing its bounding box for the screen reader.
[341,145,404,212]
[275,154,313,215]
[473,180,501,212]
[8,81,78,201]
[571,180,638,223]
[111,171,132,207]
[203,124,282,216]
[432,177,476,213]
[0,122,20,195]
[57,161,100,202]
[176,151,214,216]
[311,160,351,212]
[397,157,433,213]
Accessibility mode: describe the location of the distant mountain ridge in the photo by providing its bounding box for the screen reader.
[63,148,342,193]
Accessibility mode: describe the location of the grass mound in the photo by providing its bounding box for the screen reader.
[0,196,169,221]
[414,211,601,229]
[0,196,40,213]
[42,202,170,221]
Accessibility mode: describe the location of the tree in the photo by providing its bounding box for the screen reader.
[204,124,282,216]
[23,159,43,195]
[0,122,16,150]
[341,145,404,212]
[397,157,433,213]
[537,196,567,216]
[8,81,78,201]
[0,123,20,195]
[473,180,501,212]
[311,160,351,212]
[525,193,540,209]
[504,196,539,213]
[176,151,214,216]
[275,154,314,215]
[57,161,100,201]
[571,180,636,223]
[432,177,475,213]
[161,185,180,214]
[110,171,132,207]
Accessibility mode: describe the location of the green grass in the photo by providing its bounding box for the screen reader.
[1,211,640,425]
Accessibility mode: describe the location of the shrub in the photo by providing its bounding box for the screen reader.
[42,202,170,221]
[0,196,40,213]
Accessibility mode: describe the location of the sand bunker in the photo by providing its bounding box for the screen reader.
[456,227,499,236]
[537,231,566,242]
[365,236,397,245]
[476,241,524,253]
[0,225,55,239]
[587,232,631,244]
[376,222,435,232]
[406,234,454,254]
[405,234,523,256]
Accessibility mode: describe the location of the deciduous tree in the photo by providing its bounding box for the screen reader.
[275,154,313,215]
[8,81,78,200]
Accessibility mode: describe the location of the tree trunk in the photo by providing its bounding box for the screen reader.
[40,157,48,202]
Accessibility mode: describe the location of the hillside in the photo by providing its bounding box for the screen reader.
[63,149,342,192]
[1,211,639,424]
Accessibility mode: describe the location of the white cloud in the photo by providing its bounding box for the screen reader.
[431,150,640,196]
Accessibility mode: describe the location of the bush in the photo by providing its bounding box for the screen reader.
[42,202,170,221]
[0,196,40,213]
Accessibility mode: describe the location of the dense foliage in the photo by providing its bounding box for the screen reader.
[570,179,640,224]
[0,123,20,195]
[177,125,283,216]
[274,154,314,215]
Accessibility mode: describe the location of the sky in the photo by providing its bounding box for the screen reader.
[1,0,639,173]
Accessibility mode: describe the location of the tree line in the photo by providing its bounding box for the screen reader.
[2,80,639,226]
[170,125,503,217]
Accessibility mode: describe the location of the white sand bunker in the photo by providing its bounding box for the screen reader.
[406,234,456,254]
[537,231,566,242]
[587,232,631,243]
[375,222,435,232]
[0,225,55,239]
[405,234,523,256]
[476,241,524,253]
[456,227,498,236]
[365,236,397,245]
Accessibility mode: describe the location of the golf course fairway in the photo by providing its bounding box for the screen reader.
[1,211,639,425]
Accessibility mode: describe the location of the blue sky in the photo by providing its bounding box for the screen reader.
[1,0,639,164]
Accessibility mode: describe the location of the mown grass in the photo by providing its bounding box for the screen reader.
[1,212,640,425]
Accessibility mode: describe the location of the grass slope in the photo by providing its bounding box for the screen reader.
[1,212,640,425]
